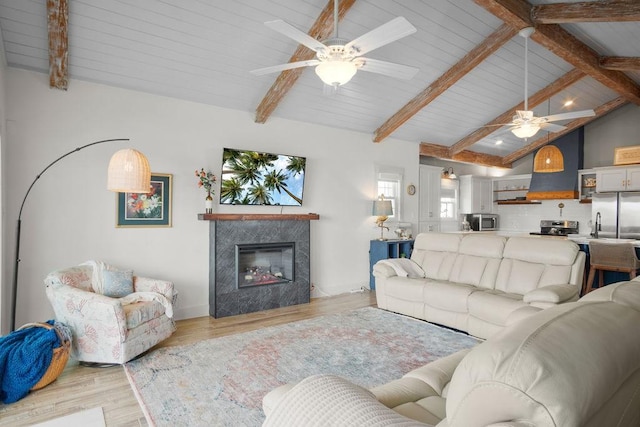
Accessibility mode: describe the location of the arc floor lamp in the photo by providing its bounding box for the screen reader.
[10,138,151,331]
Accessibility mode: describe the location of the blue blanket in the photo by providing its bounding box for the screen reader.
[0,320,60,403]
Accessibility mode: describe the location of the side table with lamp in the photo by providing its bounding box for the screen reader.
[369,195,414,290]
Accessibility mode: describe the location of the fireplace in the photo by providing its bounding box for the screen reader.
[236,242,294,288]
[200,213,318,318]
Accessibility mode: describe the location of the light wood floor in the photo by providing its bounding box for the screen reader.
[0,292,376,426]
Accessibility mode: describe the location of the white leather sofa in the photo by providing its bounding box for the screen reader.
[262,280,640,426]
[373,232,586,339]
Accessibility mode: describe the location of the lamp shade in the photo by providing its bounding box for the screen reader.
[107,148,151,193]
[315,61,358,86]
[372,200,393,216]
[511,123,540,139]
[533,145,564,173]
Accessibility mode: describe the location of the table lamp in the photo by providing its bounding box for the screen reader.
[372,195,393,240]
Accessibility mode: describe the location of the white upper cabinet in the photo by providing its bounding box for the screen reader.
[459,175,492,213]
[419,165,442,232]
[596,166,640,192]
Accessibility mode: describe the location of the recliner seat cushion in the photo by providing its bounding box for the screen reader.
[423,281,476,313]
[467,290,526,326]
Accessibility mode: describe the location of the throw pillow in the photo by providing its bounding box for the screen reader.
[101,269,134,298]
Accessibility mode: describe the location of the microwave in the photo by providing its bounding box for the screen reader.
[463,213,499,231]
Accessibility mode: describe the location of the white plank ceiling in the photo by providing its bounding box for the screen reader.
[0,0,638,164]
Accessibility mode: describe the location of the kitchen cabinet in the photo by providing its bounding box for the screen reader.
[419,165,441,233]
[459,175,492,213]
[578,169,596,203]
[596,166,640,192]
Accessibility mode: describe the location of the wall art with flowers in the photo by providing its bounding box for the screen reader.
[116,173,172,227]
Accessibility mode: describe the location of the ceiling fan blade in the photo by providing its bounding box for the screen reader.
[540,122,567,132]
[358,57,418,80]
[250,60,320,76]
[540,109,596,123]
[345,17,416,56]
[264,20,327,53]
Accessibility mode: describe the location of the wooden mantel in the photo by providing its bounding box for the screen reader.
[198,213,320,221]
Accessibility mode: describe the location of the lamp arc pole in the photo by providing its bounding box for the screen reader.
[11,138,130,331]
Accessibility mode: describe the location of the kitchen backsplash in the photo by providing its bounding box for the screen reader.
[494,199,593,236]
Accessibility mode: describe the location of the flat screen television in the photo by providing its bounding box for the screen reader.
[220,148,306,206]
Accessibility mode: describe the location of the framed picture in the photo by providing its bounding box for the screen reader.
[116,173,172,227]
[614,145,640,166]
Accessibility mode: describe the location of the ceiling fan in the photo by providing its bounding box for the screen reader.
[505,27,595,139]
[250,0,419,87]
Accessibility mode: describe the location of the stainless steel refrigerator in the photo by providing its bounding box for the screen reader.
[591,192,640,239]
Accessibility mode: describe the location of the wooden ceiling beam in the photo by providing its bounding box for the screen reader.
[532,1,640,24]
[47,0,68,90]
[372,24,517,143]
[502,96,628,164]
[474,0,640,105]
[600,56,640,71]
[420,142,512,169]
[254,0,356,124]
[448,68,585,155]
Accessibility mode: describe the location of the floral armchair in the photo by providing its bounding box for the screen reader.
[44,262,177,364]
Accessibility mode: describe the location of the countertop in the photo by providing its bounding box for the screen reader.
[448,230,640,245]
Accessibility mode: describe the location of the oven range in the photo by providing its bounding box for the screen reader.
[529,220,579,236]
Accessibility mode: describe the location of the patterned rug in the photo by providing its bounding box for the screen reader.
[124,307,479,426]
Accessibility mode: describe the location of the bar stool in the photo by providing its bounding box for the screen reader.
[584,241,640,295]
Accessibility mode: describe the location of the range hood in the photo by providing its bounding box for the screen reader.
[526,128,583,200]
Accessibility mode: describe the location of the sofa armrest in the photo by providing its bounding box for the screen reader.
[134,276,175,301]
[403,349,471,395]
[263,374,430,427]
[373,262,399,279]
[523,284,578,305]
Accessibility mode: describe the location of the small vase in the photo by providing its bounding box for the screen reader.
[205,193,213,214]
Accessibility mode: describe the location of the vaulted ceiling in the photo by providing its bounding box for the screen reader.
[1,0,638,169]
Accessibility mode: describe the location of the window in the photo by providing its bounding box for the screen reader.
[375,165,403,221]
[440,179,458,219]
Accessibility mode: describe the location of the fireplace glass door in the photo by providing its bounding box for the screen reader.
[236,242,295,288]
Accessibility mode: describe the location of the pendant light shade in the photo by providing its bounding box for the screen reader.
[107,148,151,193]
[533,145,564,173]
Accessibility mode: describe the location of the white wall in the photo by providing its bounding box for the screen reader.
[3,68,419,328]
[584,103,640,168]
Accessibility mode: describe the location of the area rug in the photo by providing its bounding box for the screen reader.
[124,307,479,426]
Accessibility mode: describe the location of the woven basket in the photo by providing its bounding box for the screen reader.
[18,322,71,391]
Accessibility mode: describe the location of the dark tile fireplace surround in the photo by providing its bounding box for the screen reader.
[199,213,320,318]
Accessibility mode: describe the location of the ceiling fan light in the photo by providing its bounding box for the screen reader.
[533,145,564,173]
[511,123,540,138]
[315,61,357,86]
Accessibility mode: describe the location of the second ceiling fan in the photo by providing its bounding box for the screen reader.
[506,27,595,139]
[251,0,419,87]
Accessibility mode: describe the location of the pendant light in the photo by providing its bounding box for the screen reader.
[534,145,564,173]
[533,99,564,173]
